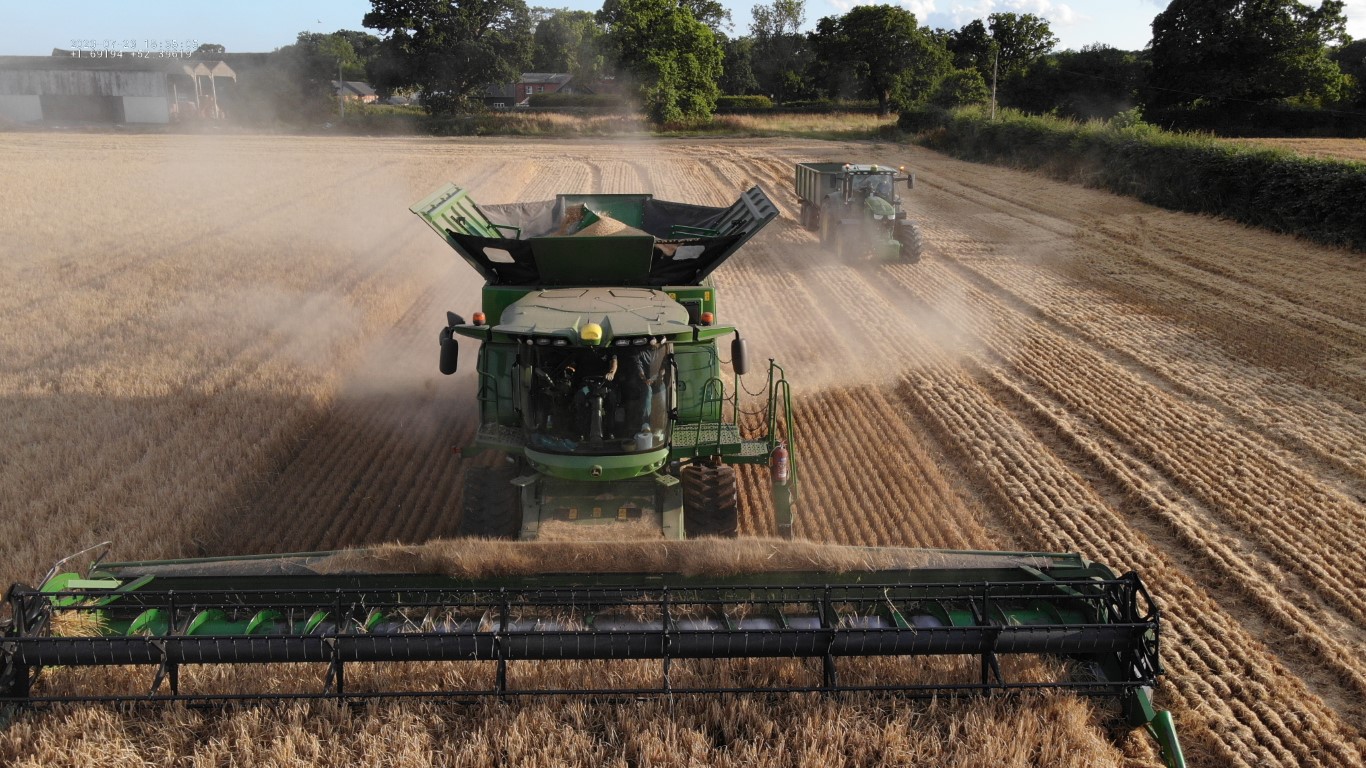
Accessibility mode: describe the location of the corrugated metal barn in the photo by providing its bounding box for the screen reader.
[0,56,235,124]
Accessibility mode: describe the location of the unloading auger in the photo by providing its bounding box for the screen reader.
[3,542,1183,766]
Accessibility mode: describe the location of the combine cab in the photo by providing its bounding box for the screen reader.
[410,183,796,540]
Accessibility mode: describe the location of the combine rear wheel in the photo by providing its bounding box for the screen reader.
[458,466,520,539]
[682,462,738,537]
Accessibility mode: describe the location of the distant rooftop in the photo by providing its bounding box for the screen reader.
[0,54,235,78]
[332,80,376,97]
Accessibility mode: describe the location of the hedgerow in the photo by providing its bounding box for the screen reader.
[899,106,1366,250]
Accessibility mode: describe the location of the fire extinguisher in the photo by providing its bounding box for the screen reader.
[770,441,790,486]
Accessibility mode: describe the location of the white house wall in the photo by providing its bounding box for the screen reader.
[0,69,167,97]
[0,94,41,122]
[121,95,169,123]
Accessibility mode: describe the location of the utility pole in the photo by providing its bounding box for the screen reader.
[338,59,345,119]
[990,47,998,121]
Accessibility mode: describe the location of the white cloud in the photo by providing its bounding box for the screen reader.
[828,0,938,18]
[918,0,1086,30]
[1346,1,1366,38]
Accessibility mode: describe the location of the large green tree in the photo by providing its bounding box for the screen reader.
[988,13,1058,77]
[750,0,810,101]
[597,0,723,123]
[946,14,1056,86]
[531,9,607,80]
[363,0,533,113]
[1148,0,1351,108]
[1005,45,1148,119]
[1331,39,1366,106]
[946,19,992,73]
[809,5,948,114]
[720,36,761,94]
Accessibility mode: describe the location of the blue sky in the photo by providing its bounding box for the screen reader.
[2,0,1363,56]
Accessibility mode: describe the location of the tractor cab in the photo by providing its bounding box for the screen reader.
[839,164,907,207]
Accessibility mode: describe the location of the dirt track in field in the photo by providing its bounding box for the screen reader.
[2,133,1364,767]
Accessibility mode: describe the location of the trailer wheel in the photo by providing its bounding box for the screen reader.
[820,211,838,250]
[682,462,738,537]
[458,466,521,539]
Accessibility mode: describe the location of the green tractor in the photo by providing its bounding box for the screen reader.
[795,162,924,263]
[410,184,798,540]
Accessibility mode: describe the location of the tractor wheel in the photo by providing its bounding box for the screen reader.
[819,210,838,249]
[458,466,521,539]
[836,221,863,264]
[682,462,738,538]
[900,222,924,263]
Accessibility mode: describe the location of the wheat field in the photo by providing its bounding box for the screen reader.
[0,132,1363,767]
[1225,137,1366,163]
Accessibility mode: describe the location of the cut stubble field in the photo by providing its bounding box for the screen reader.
[0,132,1363,767]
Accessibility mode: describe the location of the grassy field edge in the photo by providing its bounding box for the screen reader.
[899,105,1366,251]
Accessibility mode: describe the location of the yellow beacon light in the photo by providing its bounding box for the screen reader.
[580,322,604,344]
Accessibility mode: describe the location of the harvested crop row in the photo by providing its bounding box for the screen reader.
[883,254,1366,625]
[981,363,1366,719]
[962,258,1366,486]
[779,248,1366,766]
[0,142,444,585]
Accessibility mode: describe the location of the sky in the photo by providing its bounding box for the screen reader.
[1,0,1364,56]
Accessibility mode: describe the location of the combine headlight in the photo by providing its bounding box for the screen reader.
[552,339,568,346]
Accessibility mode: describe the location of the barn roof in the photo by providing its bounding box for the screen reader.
[521,73,572,85]
[0,55,235,79]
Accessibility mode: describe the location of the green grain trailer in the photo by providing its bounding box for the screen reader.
[795,162,924,262]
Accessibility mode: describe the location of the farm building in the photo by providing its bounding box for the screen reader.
[333,80,377,103]
[0,55,236,124]
[485,73,599,107]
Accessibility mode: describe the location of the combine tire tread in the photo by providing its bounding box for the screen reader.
[682,463,738,537]
[458,466,520,539]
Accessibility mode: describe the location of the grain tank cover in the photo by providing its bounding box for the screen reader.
[410,184,778,287]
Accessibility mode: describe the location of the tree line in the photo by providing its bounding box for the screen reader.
[213,0,1365,131]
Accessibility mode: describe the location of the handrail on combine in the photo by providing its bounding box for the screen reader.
[474,347,502,423]
[695,375,732,458]
[759,359,799,536]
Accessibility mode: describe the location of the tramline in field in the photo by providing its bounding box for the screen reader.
[1,182,1183,767]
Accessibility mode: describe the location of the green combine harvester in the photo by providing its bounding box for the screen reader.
[0,183,1183,767]
[416,183,796,540]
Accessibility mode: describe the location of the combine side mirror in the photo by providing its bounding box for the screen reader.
[447,311,466,327]
[439,327,459,375]
[906,173,915,189]
[731,334,749,377]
